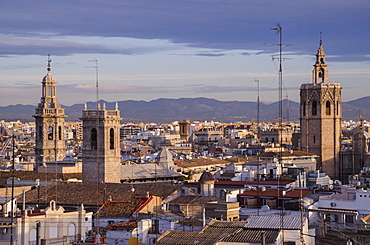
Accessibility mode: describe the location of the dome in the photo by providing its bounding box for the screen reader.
[199,171,216,182]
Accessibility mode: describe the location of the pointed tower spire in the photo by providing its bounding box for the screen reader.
[115,102,119,111]
[312,35,328,84]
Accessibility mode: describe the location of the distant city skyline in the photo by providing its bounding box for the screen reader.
[0,1,369,106]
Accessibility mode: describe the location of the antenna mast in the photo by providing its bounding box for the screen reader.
[251,79,260,142]
[88,59,99,109]
[269,23,290,244]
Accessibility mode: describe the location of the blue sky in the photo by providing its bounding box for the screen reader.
[0,0,369,106]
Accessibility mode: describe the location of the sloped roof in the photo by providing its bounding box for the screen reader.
[21,182,181,206]
[245,215,304,230]
[259,150,316,158]
[95,197,153,217]
[176,158,229,168]
[0,171,81,186]
[169,195,223,205]
[157,146,176,169]
[106,221,137,231]
[156,220,280,245]
[120,163,182,181]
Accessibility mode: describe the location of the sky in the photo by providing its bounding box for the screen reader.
[0,0,369,106]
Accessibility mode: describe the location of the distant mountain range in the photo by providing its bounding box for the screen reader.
[1,97,369,123]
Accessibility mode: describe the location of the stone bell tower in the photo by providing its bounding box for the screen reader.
[300,41,342,179]
[33,55,67,172]
[81,102,122,183]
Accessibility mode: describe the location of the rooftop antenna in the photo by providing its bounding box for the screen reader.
[284,94,289,122]
[88,58,101,243]
[251,79,260,140]
[268,23,291,244]
[88,59,99,110]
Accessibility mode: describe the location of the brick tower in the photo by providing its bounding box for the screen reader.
[81,102,122,183]
[300,41,342,179]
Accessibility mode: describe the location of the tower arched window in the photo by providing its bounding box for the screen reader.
[302,102,306,116]
[110,128,114,149]
[48,127,53,140]
[336,101,339,115]
[312,101,317,116]
[326,101,331,115]
[91,128,97,150]
[320,68,325,82]
[58,126,62,140]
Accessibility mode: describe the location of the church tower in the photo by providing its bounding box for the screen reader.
[300,41,342,179]
[179,119,191,142]
[81,102,122,183]
[33,55,67,172]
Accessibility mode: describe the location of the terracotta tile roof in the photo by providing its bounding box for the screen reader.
[96,197,152,217]
[258,150,316,158]
[106,221,137,231]
[21,182,181,206]
[177,217,203,227]
[156,220,281,245]
[221,229,280,243]
[245,215,304,230]
[169,195,223,205]
[0,171,81,186]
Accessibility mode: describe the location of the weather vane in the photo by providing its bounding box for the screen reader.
[47,54,52,71]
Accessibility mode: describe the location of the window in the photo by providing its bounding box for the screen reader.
[345,215,355,224]
[319,68,325,82]
[110,128,114,149]
[58,126,62,140]
[326,101,331,115]
[48,127,53,140]
[336,101,339,115]
[91,128,97,149]
[312,101,317,116]
[302,102,306,116]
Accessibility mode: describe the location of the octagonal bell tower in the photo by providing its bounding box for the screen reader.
[300,41,342,179]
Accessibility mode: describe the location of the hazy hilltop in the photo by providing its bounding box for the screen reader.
[0,97,369,123]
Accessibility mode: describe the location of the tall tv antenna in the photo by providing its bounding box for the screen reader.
[251,79,260,141]
[268,23,290,243]
[88,59,99,109]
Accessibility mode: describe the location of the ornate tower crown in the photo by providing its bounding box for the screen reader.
[312,39,328,84]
